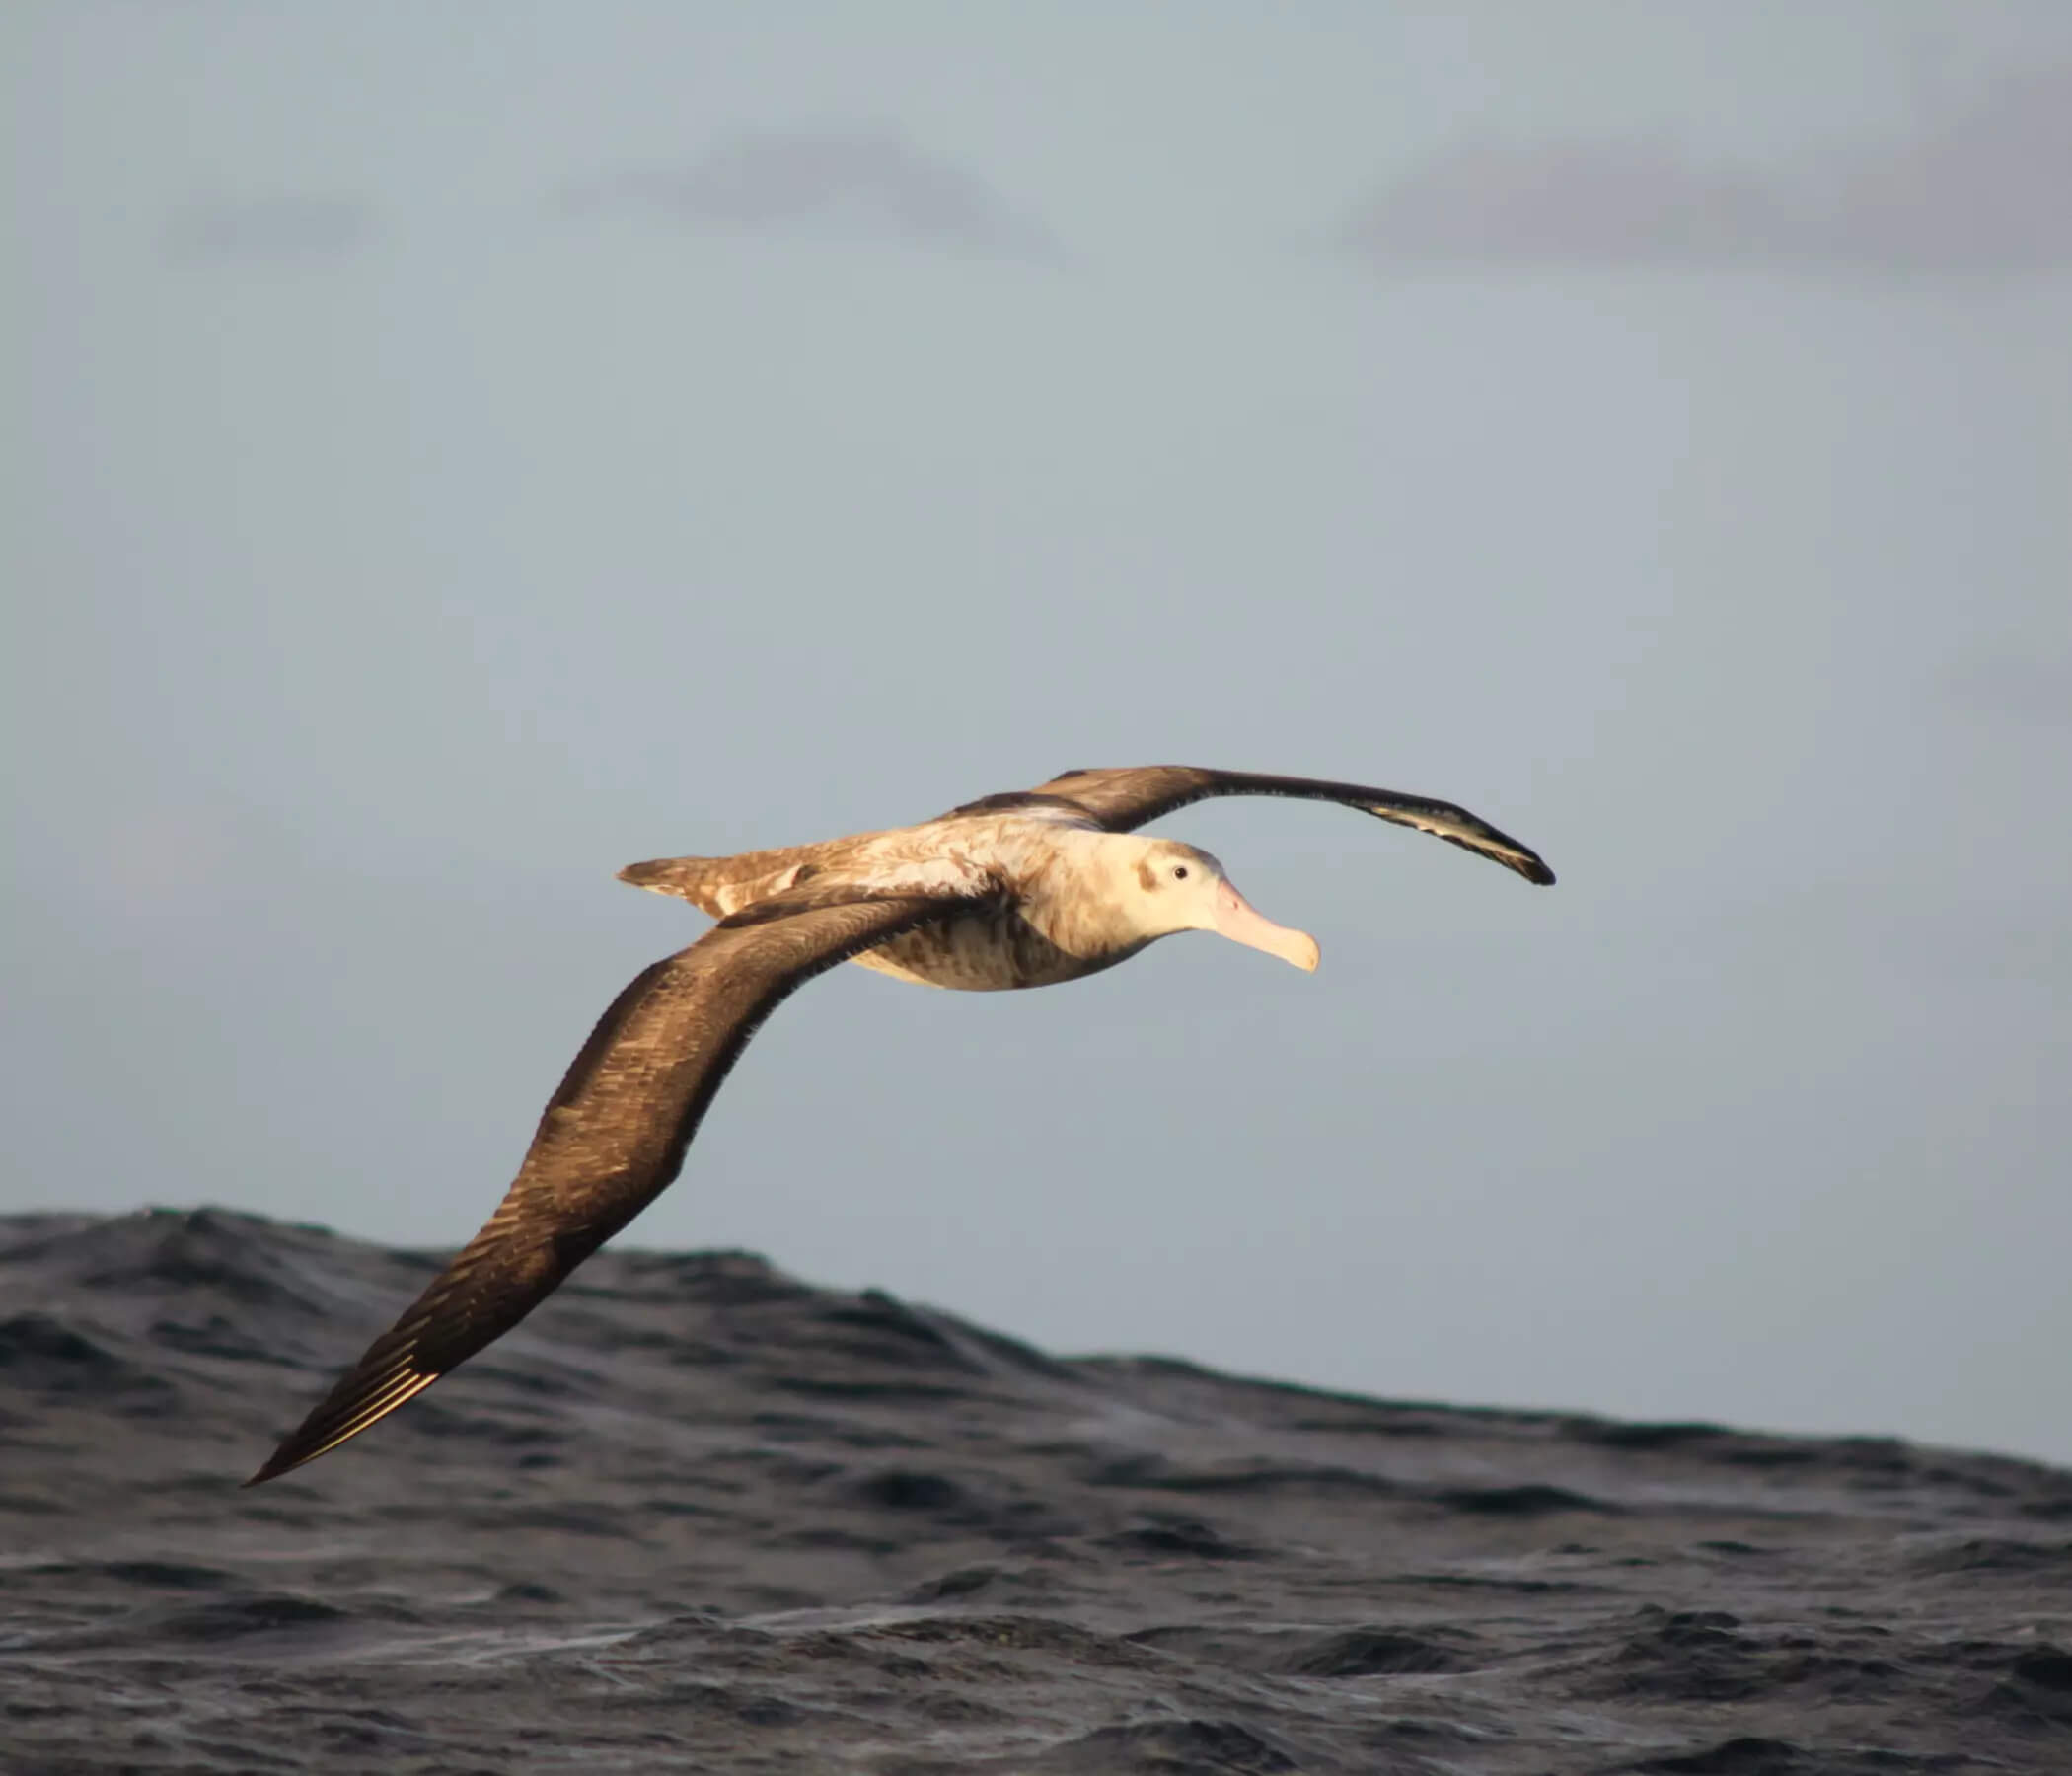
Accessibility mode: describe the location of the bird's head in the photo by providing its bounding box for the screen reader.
[1109,837,1320,972]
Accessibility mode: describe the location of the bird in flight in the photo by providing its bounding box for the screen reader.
[248,765,1553,1484]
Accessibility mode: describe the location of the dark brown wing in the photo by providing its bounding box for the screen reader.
[246,892,981,1486]
[1027,766,1555,885]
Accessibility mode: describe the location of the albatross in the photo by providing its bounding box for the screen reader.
[248,765,1553,1484]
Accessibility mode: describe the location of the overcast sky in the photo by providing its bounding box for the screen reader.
[7,2,2068,1466]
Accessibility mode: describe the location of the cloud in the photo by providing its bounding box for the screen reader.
[1344,61,2072,274]
[555,126,1060,261]
[1343,138,1790,270]
[1824,64,2072,273]
[161,195,374,266]
[1940,652,2072,725]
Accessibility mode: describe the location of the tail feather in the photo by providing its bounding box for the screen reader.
[618,847,824,920]
[617,856,731,916]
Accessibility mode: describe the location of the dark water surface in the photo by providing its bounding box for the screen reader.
[4,1209,2069,1773]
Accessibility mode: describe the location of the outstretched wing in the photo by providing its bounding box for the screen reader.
[247,891,983,1485]
[1027,766,1555,885]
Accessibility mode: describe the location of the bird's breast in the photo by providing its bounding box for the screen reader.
[851,905,1139,992]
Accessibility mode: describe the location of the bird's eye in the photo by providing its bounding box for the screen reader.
[1172,865,1189,880]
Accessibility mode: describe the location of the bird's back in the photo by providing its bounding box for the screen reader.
[619,813,1128,993]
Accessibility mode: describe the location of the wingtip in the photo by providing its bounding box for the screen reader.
[243,1441,313,1487]
[242,1364,443,1489]
[244,1431,332,1488]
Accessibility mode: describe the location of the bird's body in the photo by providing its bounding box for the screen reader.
[624,804,1169,992]
[249,765,1553,1485]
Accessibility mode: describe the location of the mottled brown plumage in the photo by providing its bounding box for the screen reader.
[250,765,1551,1484]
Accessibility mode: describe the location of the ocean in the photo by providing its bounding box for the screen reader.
[5,1207,2070,1772]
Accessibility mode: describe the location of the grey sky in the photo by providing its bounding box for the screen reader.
[7,3,2068,1466]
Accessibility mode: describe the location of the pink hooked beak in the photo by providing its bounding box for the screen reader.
[1211,878,1320,973]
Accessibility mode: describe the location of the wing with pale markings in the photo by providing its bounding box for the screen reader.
[1027,766,1555,885]
[247,891,986,1485]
